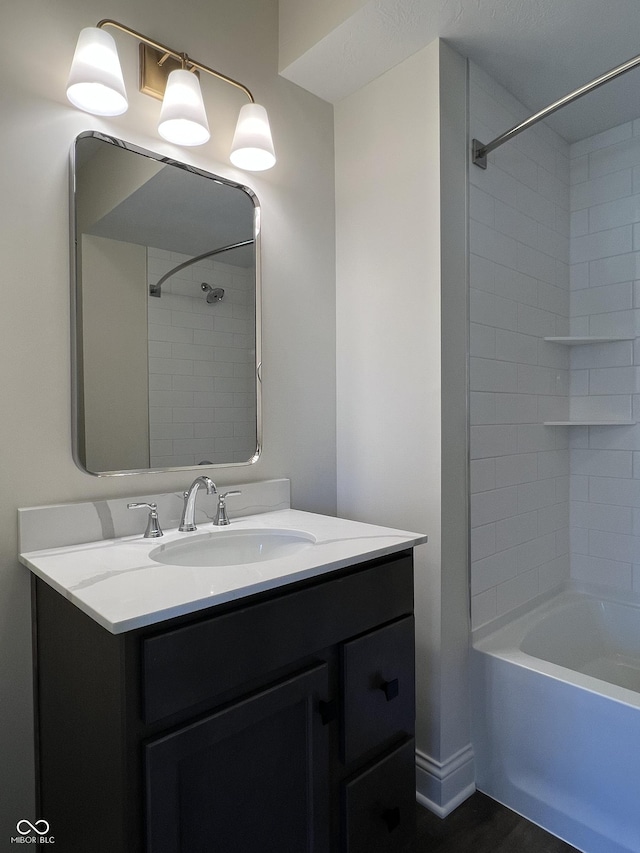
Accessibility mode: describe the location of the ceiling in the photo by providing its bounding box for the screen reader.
[281,0,640,143]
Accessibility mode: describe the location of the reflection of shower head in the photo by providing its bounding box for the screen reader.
[201,283,225,304]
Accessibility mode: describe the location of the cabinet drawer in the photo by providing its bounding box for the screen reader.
[341,616,415,763]
[142,553,413,723]
[342,738,416,853]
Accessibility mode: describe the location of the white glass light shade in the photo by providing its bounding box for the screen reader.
[158,69,210,146]
[66,27,128,116]
[230,103,276,171]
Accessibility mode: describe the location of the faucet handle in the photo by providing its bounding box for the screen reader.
[127,502,164,538]
[213,491,242,526]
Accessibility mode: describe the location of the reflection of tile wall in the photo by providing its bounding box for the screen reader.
[147,247,257,468]
[469,63,571,631]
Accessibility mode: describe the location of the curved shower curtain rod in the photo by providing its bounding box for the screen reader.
[149,238,254,297]
[472,50,640,169]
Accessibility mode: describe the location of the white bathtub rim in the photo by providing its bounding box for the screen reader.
[472,584,640,711]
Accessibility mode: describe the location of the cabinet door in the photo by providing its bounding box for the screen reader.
[145,663,330,853]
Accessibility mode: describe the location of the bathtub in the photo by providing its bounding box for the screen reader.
[471,589,640,853]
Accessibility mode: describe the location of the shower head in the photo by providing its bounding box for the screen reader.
[201,283,224,304]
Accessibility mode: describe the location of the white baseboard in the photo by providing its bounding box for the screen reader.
[415,743,475,817]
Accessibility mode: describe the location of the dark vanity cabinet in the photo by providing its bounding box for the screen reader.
[33,551,416,852]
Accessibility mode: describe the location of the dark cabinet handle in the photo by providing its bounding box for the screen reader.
[380,677,399,701]
[318,698,337,725]
[381,806,401,833]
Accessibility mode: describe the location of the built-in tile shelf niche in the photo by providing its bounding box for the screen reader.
[543,336,636,426]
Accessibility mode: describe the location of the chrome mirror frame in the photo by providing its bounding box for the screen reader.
[70,131,262,476]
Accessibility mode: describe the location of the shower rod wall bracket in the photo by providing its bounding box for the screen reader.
[472,139,487,170]
[471,48,640,169]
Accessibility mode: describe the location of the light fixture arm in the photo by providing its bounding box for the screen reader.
[472,50,640,168]
[97,19,255,104]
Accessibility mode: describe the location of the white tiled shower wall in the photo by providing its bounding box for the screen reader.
[469,64,571,629]
[569,123,640,593]
[147,248,257,468]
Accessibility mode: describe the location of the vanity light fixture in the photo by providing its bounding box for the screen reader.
[66,20,276,170]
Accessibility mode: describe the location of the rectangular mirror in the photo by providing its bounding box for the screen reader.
[71,131,261,476]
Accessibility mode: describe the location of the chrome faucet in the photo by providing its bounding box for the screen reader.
[179,476,217,532]
[213,490,242,526]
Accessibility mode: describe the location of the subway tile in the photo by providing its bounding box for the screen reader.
[571,210,589,238]
[588,366,640,394]
[538,395,569,422]
[470,486,519,527]
[571,448,632,478]
[493,266,538,307]
[588,308,639,337]
[149,390,193,408]
[150,422,194,440]
[570,169,632,211]
[571,525,589,555]
[517,242,556,284]
[571,554,633,589]
[171,375,216,393]
[538,449,569,479]
[470,221,518,267]
[589,193,640,233]
[470,459,496,494]
[571,122,633,158]
[471,546,520,595]
[495,329,538,364]
[495,511,538,551]
[516,181,556,225]
[495,200,538,247]
[571,282,632,316]
[570,395,632,422]
[470,424,518,459]
[495,453,538,487]
[469,254,497,293]
[470,357,518,392]
[538,341,570,369]
[570,340,633,369]
[469,184,495,225]
[539,554,570,593]
[471,523,496,561]
[588,252,640,287]
[494,393,539,424]
[588,136,640,179]
[589,476,640,507]
[538,281,569,317]
[517,304,556,337]
[515,532,556,571]
[470,392,496,426]
[538,501,569,534]
[470,323,496,358]
[496,568,539,616]
[555,475,571,505]
[470,288,518,331]
[570,154,588,184]
[589,423,640,450]
[569,262,590,290]
[571,226,632,264]
[517,479,557,512]
[471,589,497,630]
[517,424,558,453]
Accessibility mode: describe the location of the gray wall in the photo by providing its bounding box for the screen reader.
[0,0,335,837]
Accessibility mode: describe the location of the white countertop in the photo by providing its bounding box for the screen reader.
[20,509,427,634]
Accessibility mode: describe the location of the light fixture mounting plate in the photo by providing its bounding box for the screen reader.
[139,44,199,100]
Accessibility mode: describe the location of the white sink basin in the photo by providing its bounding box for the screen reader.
[149,528,316,568]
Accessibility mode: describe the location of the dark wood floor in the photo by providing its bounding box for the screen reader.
[406,792,579,853]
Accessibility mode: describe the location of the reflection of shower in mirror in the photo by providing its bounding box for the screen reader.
[201,283,225,303]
